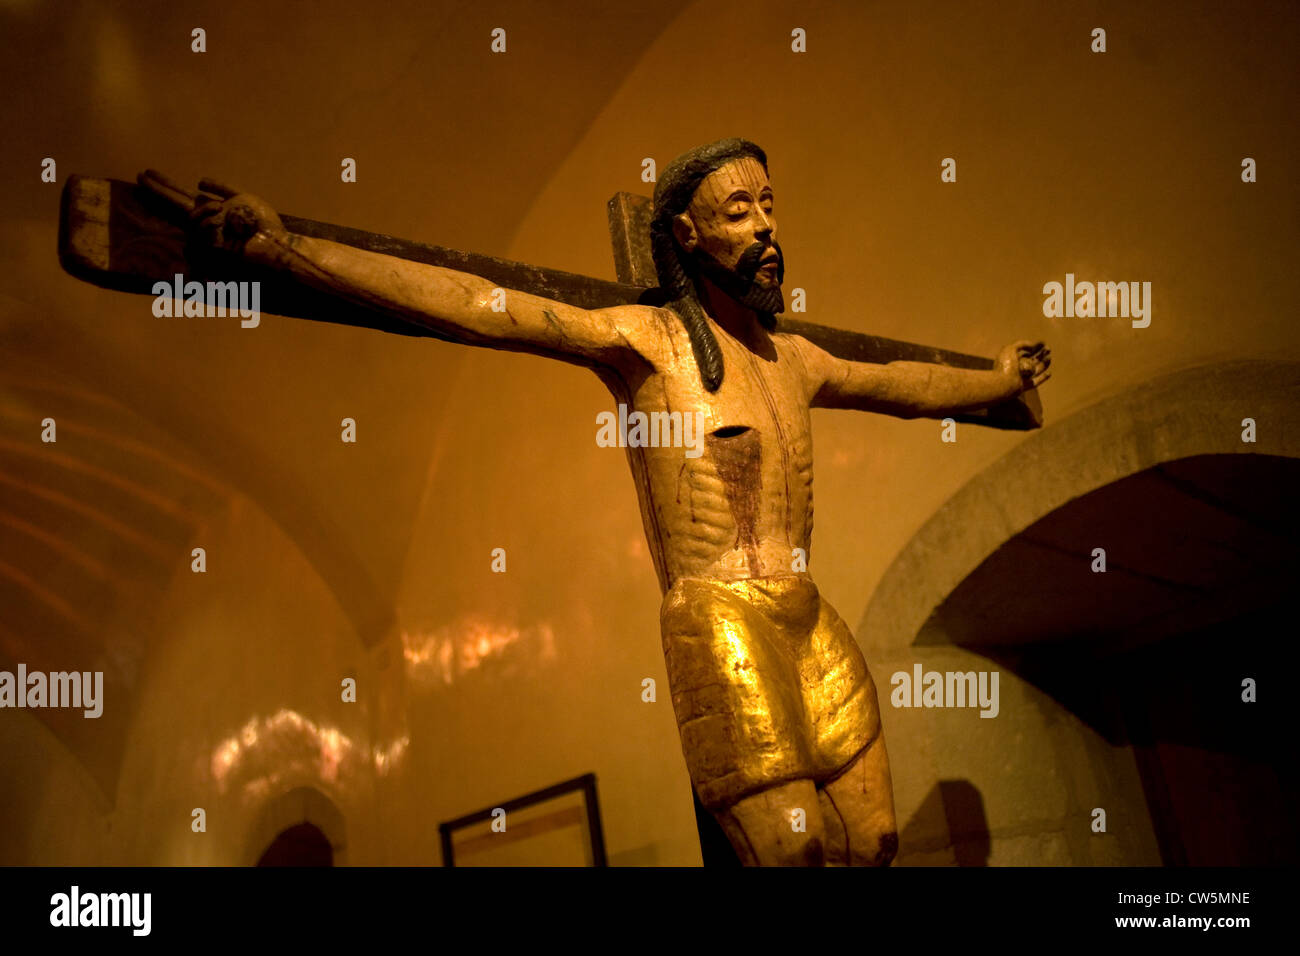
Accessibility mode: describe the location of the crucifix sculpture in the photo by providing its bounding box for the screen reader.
[59,138,1049,866]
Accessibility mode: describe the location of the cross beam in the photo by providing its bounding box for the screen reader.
[58,176,1040,429]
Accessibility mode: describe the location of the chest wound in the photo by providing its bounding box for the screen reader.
[706,426,762,574]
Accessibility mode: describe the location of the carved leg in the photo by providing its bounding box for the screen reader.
[714,779,825,866]
[819,731,898,866]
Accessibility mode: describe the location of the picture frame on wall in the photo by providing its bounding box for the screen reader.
[438,773,608,867]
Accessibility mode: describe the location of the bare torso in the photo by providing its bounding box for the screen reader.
[600,305,817,593]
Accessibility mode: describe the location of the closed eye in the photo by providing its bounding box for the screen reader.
[728,202,773,221]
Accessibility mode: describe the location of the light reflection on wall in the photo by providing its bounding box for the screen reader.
[373,735,409,775]
[401,614,557,686]
[209,709,409,801]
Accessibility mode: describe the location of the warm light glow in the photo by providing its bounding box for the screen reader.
[373,735,409,776]
[401,615,557,685]
[208,709,409,796]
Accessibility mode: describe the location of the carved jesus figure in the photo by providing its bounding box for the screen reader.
[143,139,1049,866]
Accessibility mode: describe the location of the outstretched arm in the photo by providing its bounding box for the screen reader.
[796,335,1051,418]
[140,172,644,369]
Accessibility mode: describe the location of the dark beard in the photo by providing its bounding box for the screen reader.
[689,240,785,319]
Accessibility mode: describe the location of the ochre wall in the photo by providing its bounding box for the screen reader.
[0,0,1294,865]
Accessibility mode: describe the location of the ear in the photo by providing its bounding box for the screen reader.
[672,212,698,253]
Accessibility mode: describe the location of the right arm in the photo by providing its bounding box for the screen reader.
[178,177,648,369]
[274,232,641,367]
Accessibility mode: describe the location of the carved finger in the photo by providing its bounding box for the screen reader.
[198,178,243,199]
[188,197,222,224]
[138,169,197,212]
[1032,371,1052,388]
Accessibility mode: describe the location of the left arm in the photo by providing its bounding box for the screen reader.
[794,337,1051,418]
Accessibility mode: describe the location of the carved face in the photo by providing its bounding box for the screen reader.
[672,156,784,314]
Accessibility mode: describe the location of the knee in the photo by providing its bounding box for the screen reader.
[849,826,898,867]
[789,835,826,867]
[839,794,898,866]
[873,830,899,866]
[716,792,828,867]
[761,831,826,867]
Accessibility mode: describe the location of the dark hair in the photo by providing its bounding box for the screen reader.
[651,138,770,392]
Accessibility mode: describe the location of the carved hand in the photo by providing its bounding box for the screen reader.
[996,340,1051,394]
[137,170,290,267]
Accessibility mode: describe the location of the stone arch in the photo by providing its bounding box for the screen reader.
[859,360,1300,653]
[245,786,347,867]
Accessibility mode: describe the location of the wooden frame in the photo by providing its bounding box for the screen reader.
[438,773,608,867]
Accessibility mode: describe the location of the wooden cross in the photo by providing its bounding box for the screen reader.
[58,175,1040,431]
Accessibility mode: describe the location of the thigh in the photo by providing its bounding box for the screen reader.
[821,733,898,866]
[803,595,880,778]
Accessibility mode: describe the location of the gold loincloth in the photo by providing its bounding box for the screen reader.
[659,574,881,811]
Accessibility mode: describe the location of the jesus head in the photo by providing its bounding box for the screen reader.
[651,138,786,391]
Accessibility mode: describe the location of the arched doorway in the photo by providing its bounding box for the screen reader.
[246,786,347,866]
[864,360,1300,866]
[257,822,334,867]
[861,360,1300,655]
[917,453,1299,865]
